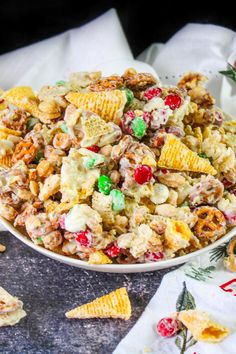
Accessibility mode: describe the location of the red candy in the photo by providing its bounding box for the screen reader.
[144,87,162,100]
[105,244,121,258]
[86,145,100,153]
[121,111,136,134]
[164,94,181,110]
[156,317,181,337]
[145,251,164,262]
[222,179,233,188]
[75,230,92,247]
[134,165,153,184]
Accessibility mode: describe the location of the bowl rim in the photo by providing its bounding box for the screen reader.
[1,216,235,272]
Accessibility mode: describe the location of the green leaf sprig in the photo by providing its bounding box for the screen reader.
[219,63,236,83]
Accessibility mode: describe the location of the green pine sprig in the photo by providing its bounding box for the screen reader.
[219,63,236,83]
[175,282,197,354]
[209,242,228,262]
[185,265,215,281]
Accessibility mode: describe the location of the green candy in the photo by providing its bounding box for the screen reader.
[84,158,96,169]
[56,80,66,86]
[124,88,134,106]
[131,117,146,139]
[34,151,44,163]
[26,117,39,131]
[60,122,68,133]
[110,189,125,212]
[98,175,112,195]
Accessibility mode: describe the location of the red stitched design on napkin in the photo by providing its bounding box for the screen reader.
[219,279,236,296]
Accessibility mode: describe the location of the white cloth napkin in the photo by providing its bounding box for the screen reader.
[114,254,236,354]
[138,23,236,118]
[114,23,236,354]
[0,8,133,90]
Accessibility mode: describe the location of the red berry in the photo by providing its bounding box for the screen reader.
[86,145,100,153]
[145,251,164,262]
[134,165,153,185]
[121,111,136,134]
[164,94,181,110]
[74,230,92,247]
[156,317,180,338]
[144,87,162,100]
[105,244,121,258]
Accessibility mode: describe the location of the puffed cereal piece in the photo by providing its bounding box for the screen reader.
[65,90,127,124]
[158,134,216,175]
[36,159,54,178]
[88,250,112,264]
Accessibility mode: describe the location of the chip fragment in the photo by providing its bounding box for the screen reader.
[158,134,216,175]
[65,90,127,123]
[65,287,131,320]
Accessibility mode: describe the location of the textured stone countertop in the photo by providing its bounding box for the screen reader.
[0,232,176,354]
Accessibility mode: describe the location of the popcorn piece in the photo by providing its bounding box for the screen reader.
[117,224,153,258]
[178,310,230,343]
[64,204,102,234]
[65,287,131,320]
[158,134,217,175]
[88,250,112,264]
[65,90,127,123]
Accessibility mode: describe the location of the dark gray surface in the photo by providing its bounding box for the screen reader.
[0,232,176,354]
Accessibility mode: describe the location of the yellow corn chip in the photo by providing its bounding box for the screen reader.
[158,134,216,175]
[0,125,21,137]
[2,87,60,122]
[65,287,131,320]
[65,90,127,123]
[0,155,13,169]
[88,250,112,265]
[81,113,112,139]
[178,310,230,343]
[2,86,38,113]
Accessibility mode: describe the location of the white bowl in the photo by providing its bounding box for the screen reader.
[1,216,235,273]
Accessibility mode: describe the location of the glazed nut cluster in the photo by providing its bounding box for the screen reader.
[0,69,236,265]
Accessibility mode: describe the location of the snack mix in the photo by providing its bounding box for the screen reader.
[0,69,236,265]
